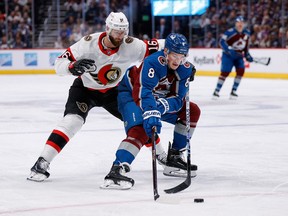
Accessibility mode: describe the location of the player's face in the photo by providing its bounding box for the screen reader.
[166,51,186,70]
[109,29,126,47]
[235,21,244,33]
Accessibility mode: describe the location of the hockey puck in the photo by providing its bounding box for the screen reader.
[194,198,204,203]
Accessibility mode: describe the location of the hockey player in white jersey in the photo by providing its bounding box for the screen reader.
[27,12,167,182]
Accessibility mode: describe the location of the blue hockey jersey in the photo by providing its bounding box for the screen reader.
[122,50,195,114]
[220,27,251,54]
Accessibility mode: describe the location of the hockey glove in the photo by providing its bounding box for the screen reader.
[68,59,95,76]
[245,52,253,62]
[143,110,162,137]
[189,64,196,81]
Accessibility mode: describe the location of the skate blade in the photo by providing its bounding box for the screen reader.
[163,167,197,178]
[100,179,133,190]
[27,171,48,182]
[229,95,238,100]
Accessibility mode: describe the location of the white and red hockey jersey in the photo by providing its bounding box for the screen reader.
[55,32,164,91]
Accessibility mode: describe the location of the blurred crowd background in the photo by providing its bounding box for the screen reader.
[0,0,287,49]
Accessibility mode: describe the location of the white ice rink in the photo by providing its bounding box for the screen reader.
[0,74,287,216]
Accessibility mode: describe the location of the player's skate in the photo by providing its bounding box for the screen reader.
[145,137,167,166]
[27,157,50,182]
[230,90,238,100]
[212,90,220,100]
[164,143,197,178]
[100,163,134,190]
[156,151,167,166]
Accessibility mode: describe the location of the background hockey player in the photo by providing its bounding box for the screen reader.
[213,15,254,99]
[101,33,201,190]
[27,12,166,182]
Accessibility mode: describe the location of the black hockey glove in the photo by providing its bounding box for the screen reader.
[68,59,95,76]
[189,64,196,81]
[245,52,254,62]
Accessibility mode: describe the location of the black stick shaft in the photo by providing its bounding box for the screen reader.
[152,127,160,200]
[164,84,192,194]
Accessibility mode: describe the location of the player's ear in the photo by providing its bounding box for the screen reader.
[163,48,168,56]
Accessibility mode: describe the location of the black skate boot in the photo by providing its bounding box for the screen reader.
[156,151,167,166]
[100,163,134,190]
[164,143,197,178]
[212,90,220,99]
[230,90,238,99]
[27,157,50,182]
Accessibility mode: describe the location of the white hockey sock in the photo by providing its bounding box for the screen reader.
[147,141,166,155]
[40,145,58,163]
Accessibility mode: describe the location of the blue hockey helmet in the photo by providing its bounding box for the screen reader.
[165,33,189,56]
[235,16,244,23]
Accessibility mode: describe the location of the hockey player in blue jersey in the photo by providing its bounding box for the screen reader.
[101,33,201,189]
[213,16,254,99]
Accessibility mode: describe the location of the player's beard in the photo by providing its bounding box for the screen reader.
[109,35,123,47]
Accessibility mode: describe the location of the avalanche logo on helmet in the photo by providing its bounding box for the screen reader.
[165,33,189,56]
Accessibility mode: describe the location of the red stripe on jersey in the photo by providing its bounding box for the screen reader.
[67,47,76,61]
[97,64,113,85]
[98,32,120,56]
[58,47,76,61]
[131,64,144,106]
[144,38,160,57]
[52,129,69,142]
[46,140,62,153]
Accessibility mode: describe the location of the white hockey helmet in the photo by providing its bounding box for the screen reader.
[105,12,129,35]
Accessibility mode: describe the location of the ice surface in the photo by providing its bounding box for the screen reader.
[0,74,287,216]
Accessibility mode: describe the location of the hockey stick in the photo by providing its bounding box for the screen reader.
[253,57,271,66]
[164,85,191,194]
[151,127,160,200]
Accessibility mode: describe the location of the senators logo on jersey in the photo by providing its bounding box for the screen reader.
[90,64,121,85]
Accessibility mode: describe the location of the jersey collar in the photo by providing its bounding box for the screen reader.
[98,32,120,56]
